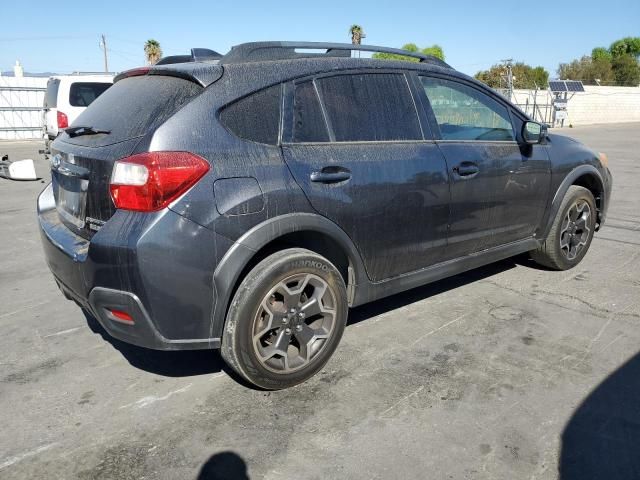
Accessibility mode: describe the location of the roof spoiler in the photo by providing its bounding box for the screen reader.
[155,48,222,65]
[114,61,223,88]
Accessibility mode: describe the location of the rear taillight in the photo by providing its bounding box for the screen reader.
[57,111,68,129]
[109,151,210,212]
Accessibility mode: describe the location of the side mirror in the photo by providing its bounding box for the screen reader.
[522,121,544,144]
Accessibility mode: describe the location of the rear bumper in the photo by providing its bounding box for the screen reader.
[37,183,231,350]
[88,287,217,350]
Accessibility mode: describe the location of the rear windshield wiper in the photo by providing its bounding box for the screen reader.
[65,126,111,138]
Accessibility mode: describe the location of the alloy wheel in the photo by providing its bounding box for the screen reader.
[560,200,591,261]
[252,273,337,373]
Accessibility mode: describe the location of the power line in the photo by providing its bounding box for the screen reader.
[0,35,94,42]
[108,36,145,46]
[107,48,140,61]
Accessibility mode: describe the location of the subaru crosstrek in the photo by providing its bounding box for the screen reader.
[37,42,612,389]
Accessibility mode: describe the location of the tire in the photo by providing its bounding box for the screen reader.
[530,185,597,270]
[221,248,348,390]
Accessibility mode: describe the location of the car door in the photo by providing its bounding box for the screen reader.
[417,75,551,259]
[281,71,451,281]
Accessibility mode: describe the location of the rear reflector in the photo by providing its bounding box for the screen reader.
[109,309,134,324]
[110,151,209,212]
[57,111,68,129]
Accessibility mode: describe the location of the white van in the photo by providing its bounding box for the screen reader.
[42,74,114,153]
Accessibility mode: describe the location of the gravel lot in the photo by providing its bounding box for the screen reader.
[1,123,639,480]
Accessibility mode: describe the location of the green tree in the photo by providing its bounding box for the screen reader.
[557,55,615,85]
[592,47,612,62]
[349,25,366,45]
[372,43,445,62]
[528,66,550,88]
[612,54,640,86]
[610,36,640,58]
[557,37,640,86]
[144,39,162,65]
[421,45,444,61]
[475,62,549,89]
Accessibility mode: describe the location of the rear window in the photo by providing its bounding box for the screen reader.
[66,76,202,146]
[315,73,422,142]
[69,82,111,107]
[44,79,60,108]
[219,84,281,145]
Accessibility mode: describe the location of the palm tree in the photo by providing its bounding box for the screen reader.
[144,39,163,65]
[349,25,366,45]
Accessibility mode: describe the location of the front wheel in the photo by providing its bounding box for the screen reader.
[221,248,348,389]
[530,185,597,270]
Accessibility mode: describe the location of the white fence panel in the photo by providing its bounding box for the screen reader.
[0,76,47,140]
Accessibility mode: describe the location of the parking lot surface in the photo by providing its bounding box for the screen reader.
[1,123,639,479]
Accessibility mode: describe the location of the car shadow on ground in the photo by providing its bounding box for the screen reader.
[559,350,640,479]
[348,256,519,326]
[82,257,519,380]
[82,310,227,377]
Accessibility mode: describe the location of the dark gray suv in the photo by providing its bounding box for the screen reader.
[38,42,612,389]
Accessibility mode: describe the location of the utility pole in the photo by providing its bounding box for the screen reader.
[501,58,513,100]
[100,34,109,73]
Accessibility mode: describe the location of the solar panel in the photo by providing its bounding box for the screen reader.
[565,80,585,92]
[549,81,568,92]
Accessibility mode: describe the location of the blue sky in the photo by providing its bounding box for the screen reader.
[1,0,638,77]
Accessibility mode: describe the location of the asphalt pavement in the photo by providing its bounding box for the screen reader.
[1,123,639,479]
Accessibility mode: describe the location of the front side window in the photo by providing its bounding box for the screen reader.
[420,77,515,141]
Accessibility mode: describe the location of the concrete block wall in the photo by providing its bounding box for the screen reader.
[512,86,640,126]
[0,76,47,140]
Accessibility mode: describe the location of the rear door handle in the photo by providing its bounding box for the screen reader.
[310,167,351,184]
[453,162,479,178]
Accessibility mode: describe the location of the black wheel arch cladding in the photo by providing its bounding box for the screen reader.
[210,213,366,340]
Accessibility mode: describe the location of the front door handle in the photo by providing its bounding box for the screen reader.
[453,162,479,178]
[310,167,351,184]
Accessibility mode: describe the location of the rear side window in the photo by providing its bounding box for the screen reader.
[44,79,60,108]
[69,82,111,107]
[220,84,281,145]
[292,81,329,143]
[315,73,422,142]
[420,77,515,141]
[68,76,202,146]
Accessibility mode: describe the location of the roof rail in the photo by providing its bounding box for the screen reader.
[220,41,452,68]
[156,48,222,65]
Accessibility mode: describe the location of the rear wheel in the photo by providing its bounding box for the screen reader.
[221,248,348,389]
[530,185,596,270]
